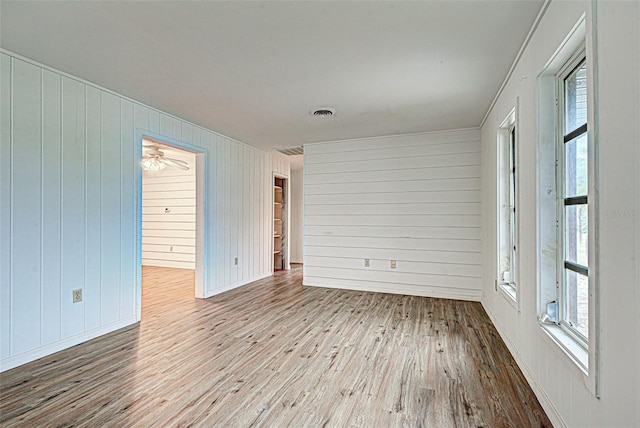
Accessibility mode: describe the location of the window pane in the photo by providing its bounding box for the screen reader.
[565,204,588,267]
[498,129,513,282]
[565,269,589,339]
[564,133,588,197]
[564,61,587,134]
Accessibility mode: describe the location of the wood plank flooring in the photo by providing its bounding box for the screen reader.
[0,266,551,427]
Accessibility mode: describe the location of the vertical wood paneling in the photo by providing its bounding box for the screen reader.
[60,76,86,338]
[159,114,172,139]
[181,122,193,146]
[249,150,260,277]
[230,143,238,284]
[248,149,253,277]
[243,147,250,280]
[224,138,232,286]
[204,131,215,280]
[258,154,264,274]
[120,99,135,318]
[41,69,62,345]
[171,118,181,141]
[1,52,289,371]
[248,148,254,278]
[148,109,159,134]
[0,54,13,359]
[85,85,102,331]
[303,130,482,300]
[254,151,260,276]
[133,104,149,132]
[11,59,42,354]
[196,129,206,148]
[100,92,121,325]
[215,135,225,288]
[242,147,248,280]
[237,145,243,280]
[263,154,268,273]
[132,109,145,314]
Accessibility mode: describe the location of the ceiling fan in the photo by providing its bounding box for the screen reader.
[141,144,190,171]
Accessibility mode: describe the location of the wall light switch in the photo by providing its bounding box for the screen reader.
[72,289,83,303]
[364,259,370,267]
[390,260,397,269]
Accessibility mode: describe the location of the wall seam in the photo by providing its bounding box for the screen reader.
[39,68,44,346]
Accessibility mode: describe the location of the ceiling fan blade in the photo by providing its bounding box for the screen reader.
[144,148,163,157]
[164,157,189,167]
[163,158,190,170]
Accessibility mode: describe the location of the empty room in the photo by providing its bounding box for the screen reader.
[1,1,638,427]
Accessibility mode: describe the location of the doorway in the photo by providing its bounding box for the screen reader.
[274,175,289,271]
[136,134,207,320]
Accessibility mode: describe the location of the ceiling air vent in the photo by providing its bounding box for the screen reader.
[310,107,335,117]
[275,146,304,156]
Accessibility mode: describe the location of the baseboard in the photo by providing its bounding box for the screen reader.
[205,272,272,298]
[302,277,482,302]
[482,304,566,428]
[0,316,138,373]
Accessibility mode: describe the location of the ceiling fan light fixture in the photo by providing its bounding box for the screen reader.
[141,157,167,171]
[141,142,191,170]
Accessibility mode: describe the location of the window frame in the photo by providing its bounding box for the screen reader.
[508,123,518,291]
[536,14,599,396]
[555,49,589,348]
[496,106,519,306]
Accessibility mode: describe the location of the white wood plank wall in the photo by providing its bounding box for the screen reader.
[142,147,196,269]
[477,2,640,427]
[290,167,304,263]
[0,52,290,371]
[303,129,482,300]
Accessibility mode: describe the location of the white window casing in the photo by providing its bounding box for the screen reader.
[497,105,519,307]
[536,13,599,397]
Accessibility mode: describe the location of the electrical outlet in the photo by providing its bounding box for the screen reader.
[234,257,238,266]
[390,260,397,269]
[364,259,370,267]
[72,289,82,303]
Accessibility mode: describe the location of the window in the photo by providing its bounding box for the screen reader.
[537,18,597,393]
[558,55,589,343]
[497,109,518,302]
[539,46,591,354]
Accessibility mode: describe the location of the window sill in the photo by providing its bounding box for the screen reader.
[539,322,588,375]
[498,283,518,310]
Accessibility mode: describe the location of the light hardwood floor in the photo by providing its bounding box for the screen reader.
[0,266,551,427]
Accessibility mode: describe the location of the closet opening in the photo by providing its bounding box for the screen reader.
[274,175,289,271]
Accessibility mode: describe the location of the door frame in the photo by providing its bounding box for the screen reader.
[272,172,290,272]
[135,130,209,321]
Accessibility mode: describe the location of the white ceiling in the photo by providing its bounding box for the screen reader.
[0,1,543,151]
